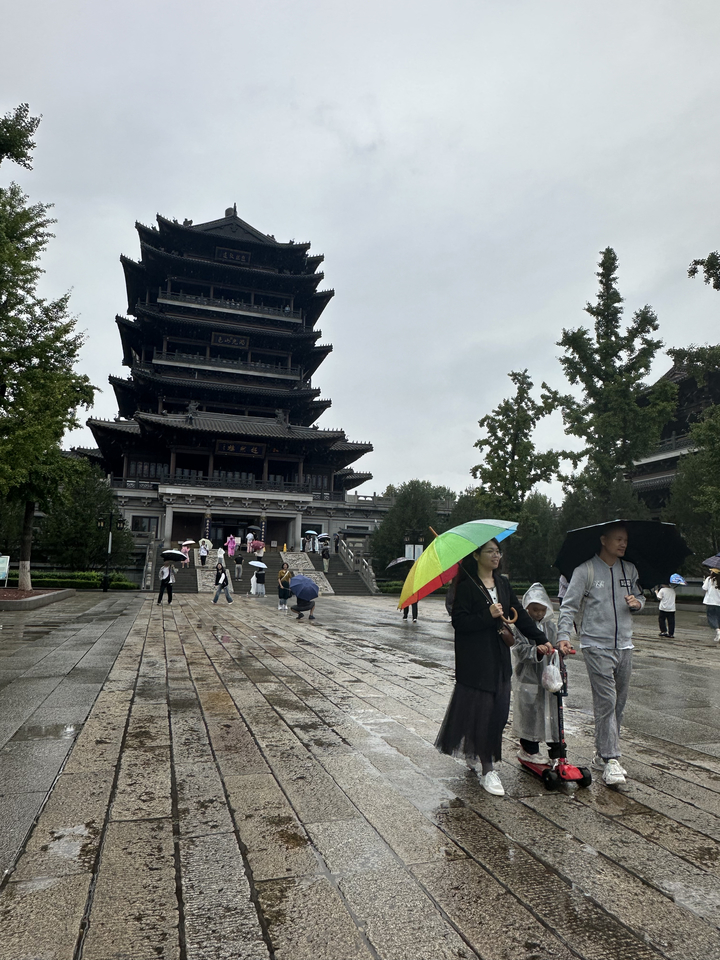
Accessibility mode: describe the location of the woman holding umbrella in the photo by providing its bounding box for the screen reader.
[702,563,720,642]
[436,539,547,796]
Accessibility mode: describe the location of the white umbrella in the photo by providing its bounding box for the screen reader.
[182,539,197,546]
[249,560,268,568]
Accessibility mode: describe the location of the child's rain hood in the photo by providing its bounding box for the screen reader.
[521,582,554,623]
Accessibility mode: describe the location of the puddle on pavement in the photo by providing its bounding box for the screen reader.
[12,723,80,741]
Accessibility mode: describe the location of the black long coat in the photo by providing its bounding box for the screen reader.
[451,570,546,693]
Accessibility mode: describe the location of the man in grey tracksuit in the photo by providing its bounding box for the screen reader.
[557,523,644,785]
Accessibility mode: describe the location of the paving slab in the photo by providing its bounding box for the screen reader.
[4,593,720,959]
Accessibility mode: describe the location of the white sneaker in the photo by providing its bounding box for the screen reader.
[603,759,626,786]
[518,748,548,765]
[714,630,720,643]
[480,770,505,796]
[592,755,627,775]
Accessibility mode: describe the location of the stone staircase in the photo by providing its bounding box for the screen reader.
[304,552,373,596]
[156,544,198,594]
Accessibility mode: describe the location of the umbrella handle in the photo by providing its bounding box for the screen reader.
[501,607,518,625]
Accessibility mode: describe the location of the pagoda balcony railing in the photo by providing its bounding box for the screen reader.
[152,349,301,380]
[156,290,302,322]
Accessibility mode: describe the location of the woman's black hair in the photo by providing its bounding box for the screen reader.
[459,538,502,577]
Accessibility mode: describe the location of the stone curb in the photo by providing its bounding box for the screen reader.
[0,588,76,611]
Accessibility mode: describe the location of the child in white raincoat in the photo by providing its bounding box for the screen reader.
[512,583,575,765]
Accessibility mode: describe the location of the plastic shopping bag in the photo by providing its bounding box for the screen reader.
[250,573,257,595]
[541,650,563,693]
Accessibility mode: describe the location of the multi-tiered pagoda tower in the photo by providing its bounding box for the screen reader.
[87,208,375,548]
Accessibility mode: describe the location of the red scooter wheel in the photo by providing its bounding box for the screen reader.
[542,768,561,791]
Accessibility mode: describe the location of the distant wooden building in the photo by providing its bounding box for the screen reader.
[85,208,380,549]
[628,363,720,512]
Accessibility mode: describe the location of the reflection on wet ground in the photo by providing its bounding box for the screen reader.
[3,593,720,960]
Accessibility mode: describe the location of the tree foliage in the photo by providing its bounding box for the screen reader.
[37,460,135,570]
[556,247,676,513]
[471,369,577,516]
[371,480,451,572]
[0,104,96,588]
[688,251,720,292]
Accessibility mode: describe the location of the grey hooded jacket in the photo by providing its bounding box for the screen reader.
[557,555,645,650]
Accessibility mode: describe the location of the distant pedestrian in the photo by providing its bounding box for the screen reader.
[654,584,676,637]
[322,544,330,573]
[225,534,236,557]
[334,533,339,554]
[255,567,266,597]
[157,560,176,605]
[199,542,208,567]
[277,563,292,610]
[702,569,720,642]
[212,563,233,604]
[181,544,190,567]
[246,532,254,554]
[217,546,225,565]
[402,602,418,623]
[235,554,243,581]
[558,574,569,604]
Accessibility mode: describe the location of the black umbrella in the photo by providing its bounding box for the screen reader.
[247,525,262,532]
[386,557,414,572]
[162,549,186,562]
[554,519,692,588]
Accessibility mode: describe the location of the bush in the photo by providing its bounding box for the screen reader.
[6,570,137,589]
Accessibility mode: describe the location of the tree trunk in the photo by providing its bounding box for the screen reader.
[18,500,35,591]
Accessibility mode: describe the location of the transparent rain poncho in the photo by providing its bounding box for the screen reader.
[511,582,560,744]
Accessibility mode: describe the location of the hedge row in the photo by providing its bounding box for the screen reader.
[6,573,138,590]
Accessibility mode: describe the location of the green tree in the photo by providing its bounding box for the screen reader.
[688,251,720,291]
[556,247,677,514]
[0,104,96,589]
[37,460,135,571]
[471,369,577,517]
[371,479,450,572]
[508,492,563,585]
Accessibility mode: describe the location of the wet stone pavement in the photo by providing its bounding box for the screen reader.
[1,594,720,959]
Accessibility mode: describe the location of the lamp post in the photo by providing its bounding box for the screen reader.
[97,510,126,592]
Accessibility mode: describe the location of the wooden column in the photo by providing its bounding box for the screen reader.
[207,452,214,480]
[122,455,129,480]
[262,457,269,482]
[169,449,176,479]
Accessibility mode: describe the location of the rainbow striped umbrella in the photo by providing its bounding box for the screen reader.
[398,519,518,609]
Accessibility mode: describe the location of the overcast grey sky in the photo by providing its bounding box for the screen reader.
[3,1,720,500]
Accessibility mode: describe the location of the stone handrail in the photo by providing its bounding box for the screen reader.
[338,538,379,594]
[143,537,159,590]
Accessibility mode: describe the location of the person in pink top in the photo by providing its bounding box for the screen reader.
[180,544,190,567]
[225,535,236,557]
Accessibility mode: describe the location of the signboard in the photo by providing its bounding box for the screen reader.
[211,332,249,349]
[215,246,251,265]
[0,556,9,587]
[215,441,266,458]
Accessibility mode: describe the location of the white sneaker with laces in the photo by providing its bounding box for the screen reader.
[480,770,505,796]
[518,749,548,765]
[603,758,626,785]
[591,755,627,775]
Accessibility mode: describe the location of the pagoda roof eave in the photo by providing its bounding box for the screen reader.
[122,368,323,401]
[134,411,346,441]
[138,243,324,292]
[154,213,312,252]
[130,304,322,341]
